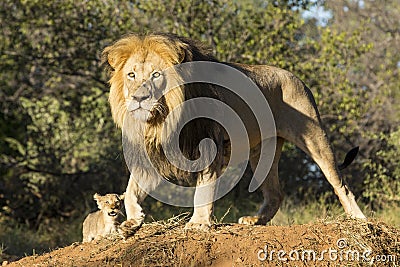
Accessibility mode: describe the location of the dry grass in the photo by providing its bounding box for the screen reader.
[5,212,400,267]
[119,212,400,266]
[316,218,400,265]
[2,202,400,266]
[135,212,190,239]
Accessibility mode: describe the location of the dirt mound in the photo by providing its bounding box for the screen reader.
[5,216,400,266]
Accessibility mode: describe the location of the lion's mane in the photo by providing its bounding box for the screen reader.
[102,34,224,183]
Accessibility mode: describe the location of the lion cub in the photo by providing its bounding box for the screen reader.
[82,193,125,242]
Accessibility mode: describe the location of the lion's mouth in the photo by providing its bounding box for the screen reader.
[127,101,156,122]
[129,108,152,122]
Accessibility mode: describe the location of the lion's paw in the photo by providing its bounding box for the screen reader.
[119,218,143,239]
[184,222,211,232]
[238,216,260,225]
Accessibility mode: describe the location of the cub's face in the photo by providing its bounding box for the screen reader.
[94,193,124,217]
[122,52,170,122]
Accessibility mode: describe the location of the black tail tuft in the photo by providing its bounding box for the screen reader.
[338,146,359,170]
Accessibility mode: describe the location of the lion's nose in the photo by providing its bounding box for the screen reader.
[132,94,150,102]
[132,86,151,102]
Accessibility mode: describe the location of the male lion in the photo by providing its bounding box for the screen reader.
[82,193,125,242]
[102,33,365,235]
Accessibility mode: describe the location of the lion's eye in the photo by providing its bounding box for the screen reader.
[105,201,109,204]
[152,71,161,79]
[127,72,136,80]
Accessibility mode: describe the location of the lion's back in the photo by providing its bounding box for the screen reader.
[231,63,321,121]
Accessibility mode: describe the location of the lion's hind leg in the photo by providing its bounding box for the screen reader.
[238,138,284,225]
[279,108,366,219]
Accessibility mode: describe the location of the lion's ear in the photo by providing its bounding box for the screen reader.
[173,37,213,63]
[119,192,125,201]
[175,41,193,63]
[101,46,118,70]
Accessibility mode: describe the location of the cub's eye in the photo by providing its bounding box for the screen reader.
[127,72,136,80]
[105,201,109,204]
[152,71,161,78]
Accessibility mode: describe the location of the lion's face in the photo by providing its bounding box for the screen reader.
[94,193,124,217]
[122,53,171,122]
[104,35,188,128]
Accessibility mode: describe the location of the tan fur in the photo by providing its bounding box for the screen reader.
[102,33,365,235]
[82,193,125,242]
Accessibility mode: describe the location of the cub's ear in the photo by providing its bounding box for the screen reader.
[93,193,101,201]
[93,193,103,209]
[119,192,125,201]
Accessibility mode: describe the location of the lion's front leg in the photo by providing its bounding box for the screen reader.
[120,173,148,238]
[185,171,217,231]
[120,199,144,238]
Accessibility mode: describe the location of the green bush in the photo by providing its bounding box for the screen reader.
[363,129,400,207]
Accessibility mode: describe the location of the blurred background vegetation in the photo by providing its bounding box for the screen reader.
[0,0,399,259]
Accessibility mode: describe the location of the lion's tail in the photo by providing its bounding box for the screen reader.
[338,146,359,170]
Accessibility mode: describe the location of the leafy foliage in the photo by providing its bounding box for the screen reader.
[325,0,400,206]
[363,129,400,207]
